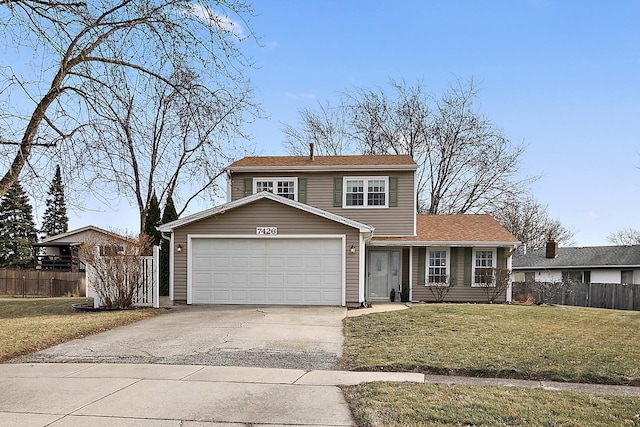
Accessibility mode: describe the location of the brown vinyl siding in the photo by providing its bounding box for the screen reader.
[410,247,509,303]
[171,198,361,304]
[229,170,415,236]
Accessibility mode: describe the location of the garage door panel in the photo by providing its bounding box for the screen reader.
[190,237,343,305]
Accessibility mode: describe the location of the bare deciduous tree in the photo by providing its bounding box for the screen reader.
[80,231,150,309]
[282,78,534,214]
[492,196,574,249]
[607,228,640,246]
[479,267,512,304]
[0,0,257,204]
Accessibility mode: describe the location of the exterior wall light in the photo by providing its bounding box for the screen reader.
[177,244,183,253]
[350,245,356,254]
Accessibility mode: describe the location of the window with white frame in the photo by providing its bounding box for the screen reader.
[253,178,297,200]
[473,249,495,286]
[427,250,449,286]
[344,177,388,208]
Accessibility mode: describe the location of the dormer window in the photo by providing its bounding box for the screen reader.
[253,177,297,200]
[343,177,388,208]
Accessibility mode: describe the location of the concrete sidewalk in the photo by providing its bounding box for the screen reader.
[1,363,639,426]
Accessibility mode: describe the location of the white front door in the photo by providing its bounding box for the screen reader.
[369,251,390,299]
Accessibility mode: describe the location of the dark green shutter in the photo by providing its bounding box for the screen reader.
[298,178,307,204]
[243,178,252,197]
[418,247,426,286]
[449,248,458,286]
[497,247,505,268]
[389,176,398,207]
[463,247,473,285]
[333,177,343,207]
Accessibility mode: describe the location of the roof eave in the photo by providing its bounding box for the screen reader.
[368,240,519,247]
[226,164,418,173]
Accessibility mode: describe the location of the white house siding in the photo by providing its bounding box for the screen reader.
[591,270,622,284]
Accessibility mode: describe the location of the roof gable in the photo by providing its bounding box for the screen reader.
[513,245,640,269]
[40,225,125,244]
[158,191,375,233]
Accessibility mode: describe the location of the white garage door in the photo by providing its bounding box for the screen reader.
[190,238,343,305]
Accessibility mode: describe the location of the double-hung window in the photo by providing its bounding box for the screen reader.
[344,177,388,208]
[427,250,449,286]
[473,249,495,286]
[253,178,297,200]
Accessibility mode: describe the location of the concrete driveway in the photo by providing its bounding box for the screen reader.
[14,305,346,370]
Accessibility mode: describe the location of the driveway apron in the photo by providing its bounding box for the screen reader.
[12,305,346,370]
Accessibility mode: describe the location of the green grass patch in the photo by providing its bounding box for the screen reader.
[342,382,640,427]
[342,304,640,385]
[0,297,162,362]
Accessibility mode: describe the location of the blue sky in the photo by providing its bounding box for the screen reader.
[68,0,639,246]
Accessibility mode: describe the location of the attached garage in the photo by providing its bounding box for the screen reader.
[189,236,344,305]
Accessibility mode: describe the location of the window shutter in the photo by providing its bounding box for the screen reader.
[333,177,343,207]
[389,176,398,207]
[298,178,307,204]
[463,247,473,285]
[243,178,252,197]
[417,247,426,285]
[449,248,458,286]
[497,247,505,268]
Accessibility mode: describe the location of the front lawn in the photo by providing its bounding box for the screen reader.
[342,304,640,385]
[0,297,162,362]
[342,382,640,427]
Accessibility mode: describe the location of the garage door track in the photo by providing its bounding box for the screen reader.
[13,305,346,370]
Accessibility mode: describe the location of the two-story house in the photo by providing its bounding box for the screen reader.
[158,154,519,306]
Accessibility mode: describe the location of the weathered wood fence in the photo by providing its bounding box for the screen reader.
[0,269,86,297]
[513,281,640,311]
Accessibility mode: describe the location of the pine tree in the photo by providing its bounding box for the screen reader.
[41,165,69,238]
[159,196,178,296]
[0,180,38,268]
[144,192,161,248]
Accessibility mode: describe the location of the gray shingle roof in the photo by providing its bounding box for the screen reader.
[513,245,640,269]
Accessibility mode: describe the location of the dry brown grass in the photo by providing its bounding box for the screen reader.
[0,297,161,362]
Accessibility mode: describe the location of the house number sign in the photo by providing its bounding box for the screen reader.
[256,227,278,235]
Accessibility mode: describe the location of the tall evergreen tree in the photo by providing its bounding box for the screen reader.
[159,196,178,296]
[0,180,38,268]
[144,192,161,248]
[41,165,69,238]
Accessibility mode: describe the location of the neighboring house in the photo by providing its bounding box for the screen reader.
[158,154,519,306]
[513,241,640,285]
[34,225,128,272]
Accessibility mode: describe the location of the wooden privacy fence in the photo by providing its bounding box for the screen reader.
[513,281,640,311]
[0,269,86,297]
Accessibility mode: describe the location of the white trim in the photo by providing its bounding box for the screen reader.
[359,232,365,303]
[159,191,374,234]
[425,247,451,287]
[153,245,160,308]
[408,246,413,302]
[253,177,298,201]
[186,234,347,306]
[471,248,497,287]
[342,176,389,209]
[227,164,418,173]
[369,240,518,247]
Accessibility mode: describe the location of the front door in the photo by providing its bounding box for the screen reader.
[369,251,389,299]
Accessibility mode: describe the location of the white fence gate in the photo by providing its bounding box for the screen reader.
[88,246,160,308]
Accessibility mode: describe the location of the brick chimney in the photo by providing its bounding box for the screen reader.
[309,143,314,161]
[546,240,558,259]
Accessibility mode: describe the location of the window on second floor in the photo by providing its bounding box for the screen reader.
[253,177,297,200]
[621,270,634,285]
[343,177,388,208]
